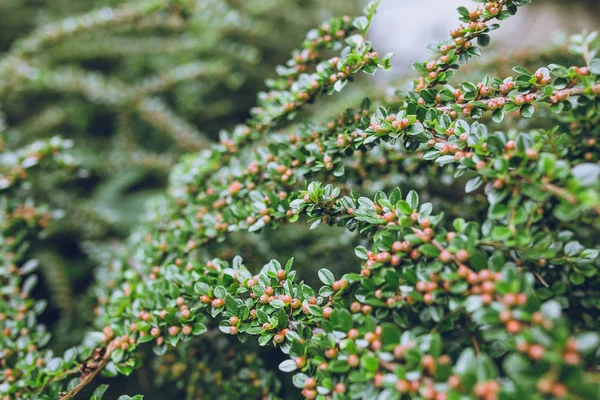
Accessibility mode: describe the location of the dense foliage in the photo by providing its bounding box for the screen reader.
[1,0,599,399]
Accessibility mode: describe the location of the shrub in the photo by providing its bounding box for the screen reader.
[1,0,600,399]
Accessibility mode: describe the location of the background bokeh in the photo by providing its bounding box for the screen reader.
[0,0,597,398]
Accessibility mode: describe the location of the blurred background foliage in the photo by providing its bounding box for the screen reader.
[0,0,598,398]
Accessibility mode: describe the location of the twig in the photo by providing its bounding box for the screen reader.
[59,341,116,400]
[470,333,481,356]
[533,270,550,288]
[379,360,399,372]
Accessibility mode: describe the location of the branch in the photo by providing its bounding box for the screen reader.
[59,341,115,400]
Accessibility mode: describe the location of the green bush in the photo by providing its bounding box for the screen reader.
[1,0,599,399]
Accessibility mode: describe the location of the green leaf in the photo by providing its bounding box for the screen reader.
[353,16,369,32]
[465,176,483,193]
[91,385,109,400]
[225,295,239,315]
[192,323,207,335]
[589,58,600,75]
[477,34,491,47]
[279,359,298,372]
[318,268,335,285]
[355,246,368,260]
[519,104,534,118]
[457,6,469,17]
[406,190,419,209]
[396,200,412,214]
[541,300,562,319]
[491,109,504,123]
[491,226,512,240]
[576,332,600,353]
[270,299,285,308]
[213,285,226,299]
[512,66,532,75]
[454,348,476,375]
[360,353,379,372]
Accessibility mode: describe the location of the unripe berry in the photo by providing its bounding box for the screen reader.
[536,378,553,393]
[506,320,521,334]
[531,312,543,325]
[295,357,306,368]
[334,382,346,393]
[456,249,469,262]
[423,293,434,305]
[513,95,525,106]
[212,298,225,308]
[481,293,493,305]
[304,377,317,389]
[563,351,580,365]
[499,310,512,322]
[439,250,452,263]
[395,379,409,393]
[375,251,391,263]
[325,348,337,358]
[551,383,567,398]
[517,341,529,353]
[448,375,461,389]
[342,329,358,342]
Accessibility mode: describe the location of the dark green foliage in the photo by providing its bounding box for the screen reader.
[1,1,600,400]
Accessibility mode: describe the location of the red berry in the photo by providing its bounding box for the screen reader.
[274,333,284,344]
[395,379,409,393]
[551,383,567,398]
[325,348,337,359]
[304,377,317,389]
[506,320,521,334]
[563,351,580,365]
[456,249,469,262]
[334,382,347,393]
[423,293,434,305]
[348,329,359,339]
[295,357,306,368]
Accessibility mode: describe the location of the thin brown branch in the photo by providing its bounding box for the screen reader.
[379,360,399,373]
[533,270,550,288]
[470,333,481,356]
[521,176,600,216]
[59,342,115,400]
